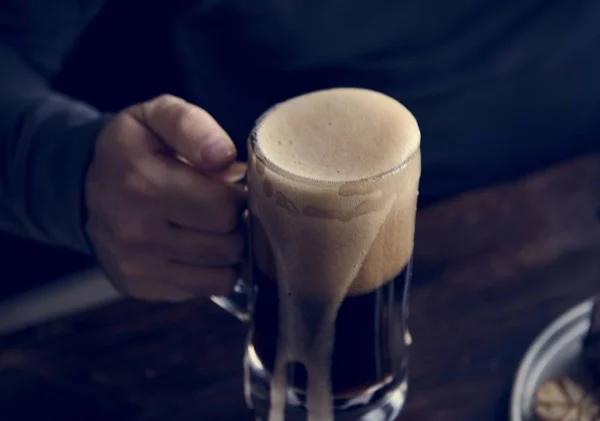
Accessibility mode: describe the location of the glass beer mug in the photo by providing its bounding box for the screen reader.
[211,88,421,421]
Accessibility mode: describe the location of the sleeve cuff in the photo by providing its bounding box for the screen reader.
[25,97,113,255]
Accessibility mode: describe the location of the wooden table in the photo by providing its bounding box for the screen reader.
[1,155,599,421]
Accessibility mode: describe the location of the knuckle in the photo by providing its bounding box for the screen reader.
[112,112,138,136]
[112,111,133,128]
[94,116,122,152]
[108,113,149,152]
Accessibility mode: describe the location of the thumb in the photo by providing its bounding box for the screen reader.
[127,94,237,172]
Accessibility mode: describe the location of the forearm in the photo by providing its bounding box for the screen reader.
[0,46,110,254]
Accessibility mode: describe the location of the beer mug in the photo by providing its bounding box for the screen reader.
[211,88,421,421]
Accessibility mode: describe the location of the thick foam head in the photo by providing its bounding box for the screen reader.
[249,88,421,297]
[255,88,420,182]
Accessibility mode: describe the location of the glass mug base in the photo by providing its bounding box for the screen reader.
[245,345,408,421]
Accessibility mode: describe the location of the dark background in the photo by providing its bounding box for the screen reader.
[1,0,598,301]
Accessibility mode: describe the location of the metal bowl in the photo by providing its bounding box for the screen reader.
[510,298,595,421]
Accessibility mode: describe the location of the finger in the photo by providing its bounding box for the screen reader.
[126,281,197,303]
[161,264,236,296]
[177,157,247,183]
[163,227,245,267]
[163,177,247,233]
[139,157,247,233]
[128,94,237,171]
[116,255,236,300]
[213,161,248,184]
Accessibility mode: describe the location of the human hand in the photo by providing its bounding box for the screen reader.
[85,94,247,302]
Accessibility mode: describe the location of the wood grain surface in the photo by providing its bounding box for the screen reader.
[1,154,599,421]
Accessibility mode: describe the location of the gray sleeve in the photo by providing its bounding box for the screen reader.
[0,0,109,255]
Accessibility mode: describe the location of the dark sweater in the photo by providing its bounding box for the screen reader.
[1,0,599,254]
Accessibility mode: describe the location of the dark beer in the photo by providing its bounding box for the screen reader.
[251,263,410,400]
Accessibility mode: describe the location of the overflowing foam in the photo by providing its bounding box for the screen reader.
[247,88,421,421]
[257,88,420,182]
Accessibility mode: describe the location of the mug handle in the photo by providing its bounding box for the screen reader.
[210,277,253,322]
[210,176,253,323]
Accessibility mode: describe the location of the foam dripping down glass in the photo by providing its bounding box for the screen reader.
[211,88,421,421]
